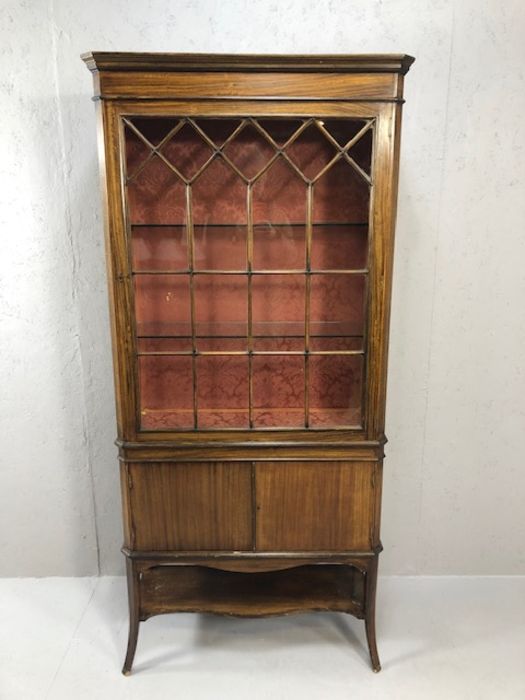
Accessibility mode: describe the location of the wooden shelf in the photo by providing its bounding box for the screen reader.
[140,564,365,619]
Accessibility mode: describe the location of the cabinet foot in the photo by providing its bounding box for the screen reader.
[122,559,140,675]
[364,556,381,672]
[365,618,381,672]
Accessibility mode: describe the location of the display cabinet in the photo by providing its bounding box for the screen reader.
[82,52,414,674]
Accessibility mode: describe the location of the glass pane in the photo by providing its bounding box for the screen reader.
[128,117,181,146]
[321,120,373,176]
[160,122,213,179]
[252,154,305,280]
[197,355,249,428]
[131,225,187,271]
[309,336,362,352]
[192,158,247,271]
[192,156,246,224]
[309,354,363,428]
[253,223,305,270]
[253,157,306,230]
[134,274,190,338]
[139,355,193,429]
[311,224,368,270]
[252,274,305,338]
[253,355,305,428]
[314,158,370,223]
[194,224,246,271]
[253,336,304,352]
[194,119,242,147]
[137,338,190,353]
[223,123,274,179]
[125,125,151,176]
[127,158,186,225]
[348,127,373,175]
[322,119,367,147]
[194,275,247,348]
[285,122,336,180]
[197,337,246,352]
[257,119,303,146]
[310,274,366,342]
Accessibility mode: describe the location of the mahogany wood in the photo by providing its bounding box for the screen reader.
[97,71,399,101]
[83,52,413,675]
[81,52,414,74]
[122,558,140,675]
[255,461,375,551]
[127,462,252,550]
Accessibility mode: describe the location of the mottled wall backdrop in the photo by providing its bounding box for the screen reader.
[1,0,524,575]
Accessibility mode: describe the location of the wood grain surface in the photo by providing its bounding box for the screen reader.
[128,462,252,550]
[255,461,375,551]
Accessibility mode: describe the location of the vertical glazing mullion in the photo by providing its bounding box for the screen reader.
[185,184,198,429]
[247,184,254,428]
[304,183,313,428]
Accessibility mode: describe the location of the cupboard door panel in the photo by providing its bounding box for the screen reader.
[255,461,374,551]
[129,462,252,551]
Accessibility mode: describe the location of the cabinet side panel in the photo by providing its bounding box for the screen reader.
[128,462,252,550]
[98,101,137,438]
[119,462,133,548]
[367,103,404,437]
[372,459,384,548]
[255,461,375,551]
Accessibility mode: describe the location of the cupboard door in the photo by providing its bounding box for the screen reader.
[128,462,252,550]
[255,461,374,551]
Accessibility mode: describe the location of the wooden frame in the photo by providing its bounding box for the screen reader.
[83,52,414,675]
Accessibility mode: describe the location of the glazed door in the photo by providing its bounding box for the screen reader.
[121,113,375,433]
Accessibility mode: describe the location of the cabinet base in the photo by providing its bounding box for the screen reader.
[122,553,381,674]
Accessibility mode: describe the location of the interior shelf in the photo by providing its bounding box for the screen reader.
[135,321,365,338]
[131,269,368,275]
[131,222,369,228]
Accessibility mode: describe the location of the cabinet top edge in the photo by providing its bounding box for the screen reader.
[81,52,415,75]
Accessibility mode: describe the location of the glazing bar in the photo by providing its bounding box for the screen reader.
[138,350,365,357]
[131,268,369,276]
[185,184,198,429]
[247,184,254,428]
[304,183,313,428]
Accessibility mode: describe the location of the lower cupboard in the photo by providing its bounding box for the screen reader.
[123,460,380,553]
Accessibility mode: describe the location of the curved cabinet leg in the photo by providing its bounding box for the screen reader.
[122,558,140,676]
[364,556,381,672]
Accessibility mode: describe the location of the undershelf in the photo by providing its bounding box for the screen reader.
[140,564,365,620]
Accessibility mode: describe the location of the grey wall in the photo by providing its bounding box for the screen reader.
[1,0,524,576]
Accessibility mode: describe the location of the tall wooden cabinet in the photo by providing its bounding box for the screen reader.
[82,52,414,674]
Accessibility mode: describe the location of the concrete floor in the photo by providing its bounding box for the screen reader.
[0,576,524,699]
